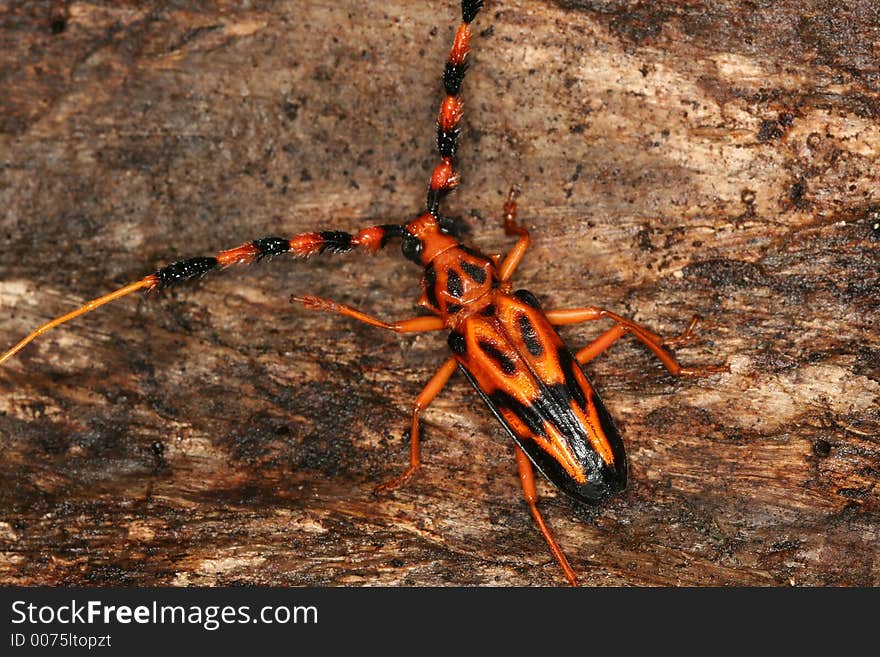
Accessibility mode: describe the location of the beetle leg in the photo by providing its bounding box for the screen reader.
[660,315,704,348]
[291,295,446,333]
[375,358,458,495]
[515,447,578,586]
[546,307,728,377]
[498,187,531,282]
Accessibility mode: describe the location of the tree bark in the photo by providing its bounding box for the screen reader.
[0,0,877,586]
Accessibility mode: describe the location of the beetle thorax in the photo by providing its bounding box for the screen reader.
[419,245,496,319]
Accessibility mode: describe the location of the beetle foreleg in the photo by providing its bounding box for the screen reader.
[498,187,531,282]
[374,358,458,495]
[515,447,578,586]
[290,295,446,333]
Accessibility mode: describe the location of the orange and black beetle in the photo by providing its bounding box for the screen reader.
[1,0,725,585]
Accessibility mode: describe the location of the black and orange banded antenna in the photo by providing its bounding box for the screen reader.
[0,0,488,369]
[0,227,407,367]
[1,0,730,587]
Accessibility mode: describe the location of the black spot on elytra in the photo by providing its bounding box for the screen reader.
[518,314,543,357]
[489,389,546,437]
[446,269,464,298]
[558,348,588,409]
[478,339,517,376]
[460,260,487,284]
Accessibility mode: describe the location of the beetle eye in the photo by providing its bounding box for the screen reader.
[401,232,423,264]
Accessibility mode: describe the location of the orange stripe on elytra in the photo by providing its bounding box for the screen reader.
[503,407,587,485]
[564,359,616,467]
[570,399,616,467]
[541,422,589,484]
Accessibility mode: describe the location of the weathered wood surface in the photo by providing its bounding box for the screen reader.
[0,0,878,587]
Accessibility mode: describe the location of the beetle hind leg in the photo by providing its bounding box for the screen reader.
[515,448,579,586]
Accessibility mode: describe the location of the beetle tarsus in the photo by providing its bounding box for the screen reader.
[373,467,419,496]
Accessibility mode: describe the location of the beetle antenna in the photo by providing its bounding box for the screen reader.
[425,0,485,217]
[1,224,408,365]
